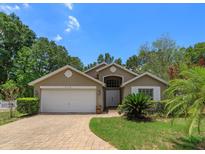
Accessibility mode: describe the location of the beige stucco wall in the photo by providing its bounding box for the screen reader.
[85,63,107,79]
[33,68,104,110]
[122,75,167,99]
[98,65,136,83]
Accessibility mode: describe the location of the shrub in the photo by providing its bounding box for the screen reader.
[147,100,166,117]
[118,93,151,119]
[16,97,39,115]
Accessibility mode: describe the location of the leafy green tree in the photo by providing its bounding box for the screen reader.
[165,66,205,135]
[0,13,36,83]
[104,52,114,64]
[115,58,122,65]
[185,42,205,66]
[85,52,116,70]
[126,55,140,73]
[12,38,83,97]
[0,80,19,118]
[31,37,84,76]
[31,38,69,77]
[167,48,187,79]
[68,56,84,71]
[84,62,97,70]
[96,52,115,64]
[97,54,104,64]
[140,35,179,80]
[12,47,35,97]
[126,35,184,80]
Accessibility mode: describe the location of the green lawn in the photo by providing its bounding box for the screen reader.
[0,110,24,126]
[90,117,205,150]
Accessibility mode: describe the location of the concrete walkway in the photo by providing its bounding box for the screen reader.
[0,112,118,150]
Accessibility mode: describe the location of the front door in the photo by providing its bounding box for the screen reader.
[106,89,120,107]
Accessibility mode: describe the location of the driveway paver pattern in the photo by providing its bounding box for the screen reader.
[0,113,117,150]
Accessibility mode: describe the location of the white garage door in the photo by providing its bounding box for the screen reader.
[40,87,96,113]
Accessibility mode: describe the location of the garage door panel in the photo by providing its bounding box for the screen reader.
[41,90,69,112]
[67,89,96,112]
[41,88,96,113]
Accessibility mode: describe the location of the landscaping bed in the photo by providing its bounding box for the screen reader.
[90,117,205,150]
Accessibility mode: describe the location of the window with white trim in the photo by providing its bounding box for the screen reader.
[138,88,153,100]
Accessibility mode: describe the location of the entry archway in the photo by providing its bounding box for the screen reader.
[103,76,122,108]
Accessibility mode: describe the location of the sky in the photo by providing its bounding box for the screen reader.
[1,3,205,65]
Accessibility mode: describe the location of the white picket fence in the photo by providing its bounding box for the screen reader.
[0,100,16,108]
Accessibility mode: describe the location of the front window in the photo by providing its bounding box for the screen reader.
[138,88,153,100]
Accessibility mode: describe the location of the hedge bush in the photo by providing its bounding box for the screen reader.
[16,97,39,115]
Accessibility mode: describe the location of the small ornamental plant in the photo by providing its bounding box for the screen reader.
[118,93,151,120]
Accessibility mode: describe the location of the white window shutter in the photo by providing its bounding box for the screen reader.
[153,87,160,101]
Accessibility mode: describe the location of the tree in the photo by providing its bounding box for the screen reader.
[12,47,35,97]
[141,35,179,80]
[68,56,84,71]
[0,12,85,98]
[96,52,115,64]
[97,54,104,64]
[85,52,116,71]
[104,52,114,64]
[31,37,83,77]
[31,38,69,77]
[167,49,187,80]
[0,13,36,83]
[0,80,19,118]
[12,38,84,97]
[114,58,122,65]
[84,62,97,71]
[126,55,140,73]
[185,42,205,67]
[165,66,205,135]
[126,35,183,80]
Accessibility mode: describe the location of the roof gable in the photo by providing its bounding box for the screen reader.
[28,65,105,86]
[96,63,138,76]
[121,72,168,87]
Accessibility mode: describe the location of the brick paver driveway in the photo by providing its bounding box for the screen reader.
[0,114,116,150]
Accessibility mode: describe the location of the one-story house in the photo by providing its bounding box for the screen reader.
[29,62,168,113]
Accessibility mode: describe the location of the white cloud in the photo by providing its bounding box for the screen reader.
[23,3,29,8]
[65,3,73,10]
[54,34,63,42]
[65,16,80,33]
[0,4,20,14]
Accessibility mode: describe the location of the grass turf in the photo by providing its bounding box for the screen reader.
[89,117,205,150]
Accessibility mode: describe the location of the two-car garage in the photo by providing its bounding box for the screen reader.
[28,65,105,113]
[40,86,97,113]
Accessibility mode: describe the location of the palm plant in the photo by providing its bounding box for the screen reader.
[118,93,151,119]
[165,66,205,135]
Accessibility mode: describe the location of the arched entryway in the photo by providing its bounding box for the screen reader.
[103,76,122,108]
